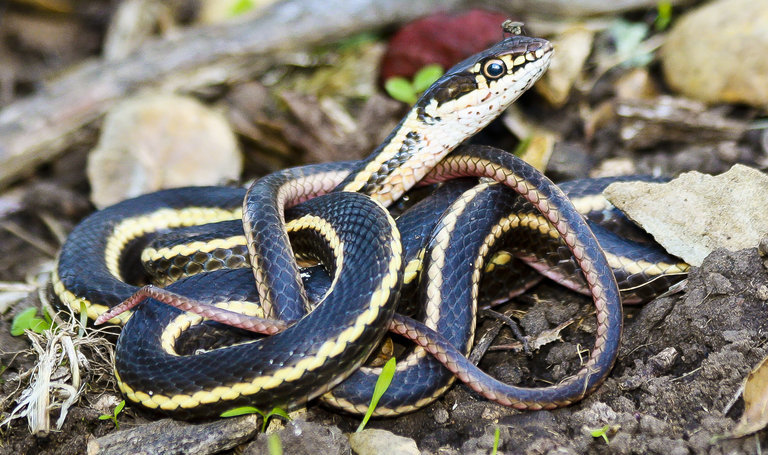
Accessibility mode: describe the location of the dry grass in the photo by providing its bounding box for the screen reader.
[1,277,116,436]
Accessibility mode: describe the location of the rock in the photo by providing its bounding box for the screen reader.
[432,407,449,424]
[604,164,768,266]
[87,93,242,208]
[613,67,659,101]
[660,0,768,107]
[348,429,420,455]
[87,415,259,455]
[245,419,350,455]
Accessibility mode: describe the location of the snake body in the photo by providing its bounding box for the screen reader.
[52,31,687,418]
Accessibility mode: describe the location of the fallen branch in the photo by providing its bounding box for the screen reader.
[0,0,457,189]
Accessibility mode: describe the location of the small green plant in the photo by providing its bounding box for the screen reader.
[220,406,291,432]
[512,136,532,157]
[608,19,654,68]
[491,426,501,454]
[384,65,444,104]
[356,356,397,432]
[79,301,88,337]
[654,1,673,31]
[11,307,53,336]
[590,424,612,443]
[268,432,283,455]
[336,32,378,52]
[230,0,257,16]
[98,400,126,429]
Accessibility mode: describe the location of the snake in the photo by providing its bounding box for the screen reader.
[51,30,688,419]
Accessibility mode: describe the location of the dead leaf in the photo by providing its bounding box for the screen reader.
[380,10,510,81]
[501,106,558,171]
[535,25,594,107]
[729,355,768,438]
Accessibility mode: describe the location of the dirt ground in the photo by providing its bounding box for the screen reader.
[2,244,767,454]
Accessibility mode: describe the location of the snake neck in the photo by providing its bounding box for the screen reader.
[335,107,471,206]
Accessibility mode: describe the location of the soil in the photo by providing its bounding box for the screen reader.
[2,226,767,454]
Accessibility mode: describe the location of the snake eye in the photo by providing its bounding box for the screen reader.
[482,59,506,79]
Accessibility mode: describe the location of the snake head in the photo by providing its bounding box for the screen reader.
[418,34,554,121]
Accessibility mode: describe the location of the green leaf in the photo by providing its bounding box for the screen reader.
[79,301,88,338]
[11,307,53,335]
[491,427,501,455]
[268,433,283,455]
[230,0,256,16]
[412,64,444,94]
[590,425,611,443]
[655,1,673,31]
[11,307,40,336]
[356,356,396,432]
[609,19,653,68]
[384,78,417,104]
[265,407,291,421]
[220,406,265,418]
[114,400,126,416]
[261,407,291,432]
[28,318,50,334]
[98,414,112,420]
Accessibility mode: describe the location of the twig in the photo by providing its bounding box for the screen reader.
[0,0,457,189]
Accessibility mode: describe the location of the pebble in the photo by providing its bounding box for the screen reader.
[433,407,449,424]
[348,429,420,455]
[756,285,768,301]
[536,25,594,107]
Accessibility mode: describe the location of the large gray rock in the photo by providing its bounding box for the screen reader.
[604,165,768,266]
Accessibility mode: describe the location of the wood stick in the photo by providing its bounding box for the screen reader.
[0,0,457,189]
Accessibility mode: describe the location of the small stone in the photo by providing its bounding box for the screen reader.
[604,165,768,266]
[433,407,449,424]
[348,429,420,455]
[648,347,678,374]
[480,407,501,420]
[613,68,659,101]
[92,394,123,416]
[756,285,768,301]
